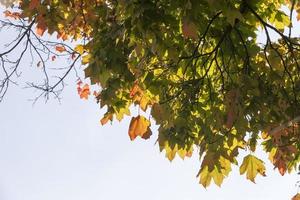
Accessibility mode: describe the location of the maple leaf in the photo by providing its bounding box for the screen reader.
[198,166,212,188]
[273,153,287,176]
[240,154,266,183]
[128,115,152,141]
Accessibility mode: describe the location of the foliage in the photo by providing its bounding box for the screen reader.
[2,0,300,189]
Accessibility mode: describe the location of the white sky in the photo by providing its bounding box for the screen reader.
[0,5,300,200]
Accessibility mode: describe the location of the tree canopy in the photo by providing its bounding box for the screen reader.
[2,0,300,189]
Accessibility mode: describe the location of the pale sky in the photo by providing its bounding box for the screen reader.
[0,5,300,200]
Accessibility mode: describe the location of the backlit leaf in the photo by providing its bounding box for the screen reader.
[128,115,152,141]
[240,155,266,183]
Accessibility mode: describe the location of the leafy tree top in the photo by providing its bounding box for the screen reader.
[2,0,300,189]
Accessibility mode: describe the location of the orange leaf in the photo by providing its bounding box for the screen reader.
[130,83,141,98]
[4,10,20,19]
[78,84,90,100]
[100,114,113,125]
[36,25,46,36]
[128,115,152,141]
[55,45,66,53]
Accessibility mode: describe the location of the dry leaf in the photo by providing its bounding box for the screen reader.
[128,115,152,140]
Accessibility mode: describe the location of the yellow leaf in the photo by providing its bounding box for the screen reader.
[211,167,224,187]
[115,107,130,121]
[82,54,91,65]
[198,166,212,188]
[240,154,266,183]
[75,45,85,55]
[140,96,148,112]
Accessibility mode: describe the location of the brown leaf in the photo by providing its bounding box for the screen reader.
[273,152,287,176]
[225,89,239,129]
[128,115,152,141]
[36,16,47,36]
[29,0,40,10]
[57,32,68,41]
[141,127,152,139]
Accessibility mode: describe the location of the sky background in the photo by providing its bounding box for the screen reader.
[0,4,300,200]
